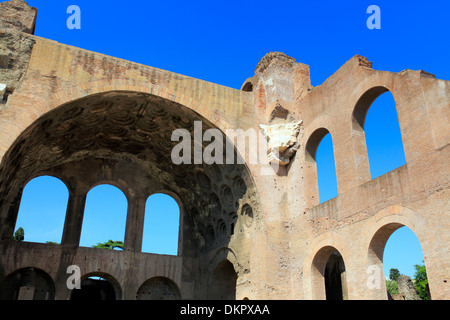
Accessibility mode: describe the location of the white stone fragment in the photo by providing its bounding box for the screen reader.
[259,120,302,166]
[0,83,7,101]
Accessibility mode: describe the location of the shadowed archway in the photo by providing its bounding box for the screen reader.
[208,259,237,300]
[0,91,260,299]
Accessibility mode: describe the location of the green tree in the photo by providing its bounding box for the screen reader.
[389,268,401,281]
[13,227,24,241]
[413,262,429,300]
[386,279,399,295]
[93,240,124,250]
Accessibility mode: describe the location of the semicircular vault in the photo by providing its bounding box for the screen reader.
[0,91,260,255]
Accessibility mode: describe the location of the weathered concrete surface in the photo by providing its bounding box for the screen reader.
[397,275,421,300]
[0,0,36,93]
[0,0,37,34]
[0,0,448,300]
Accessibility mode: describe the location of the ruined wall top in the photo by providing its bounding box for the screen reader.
[0,0,36,94]
[255,52,297,74]
[0,0,37,35]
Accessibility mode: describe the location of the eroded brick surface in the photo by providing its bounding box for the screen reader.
[0,1,448,300]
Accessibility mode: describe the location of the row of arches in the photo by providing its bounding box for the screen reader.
[0,267,181,300]
[307,90,406,203]
[5,218,427,300]
[14,175,180,255]
[310,223,427,300]
[0,259,238,300]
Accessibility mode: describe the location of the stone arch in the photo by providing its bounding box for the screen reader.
[144,190,185,255]
[0,89,261,299]
[367,222,420,300]
[0,90,260,248]
[21,171,73,195]
[79,184,128,249]
[352,86,391,130]
[14,175,69,244]
[0,267,55,300]
[305,127,331,162]
[70,272,122,300]
[0,79,234,174]
[136,276,181,300]
[207,247,245,299]
[365,205,429,300]
[150,189,186,214]
[368,223,405,268]
[42,80,231,138]
[209,247,241,274]
[304,127,338,206]
[208,259,238,300]
[85,180,132,203]
[351,85,405,181]
[241,81,254,92]
[142,192,182,255]
[365,205,426,265]
[310,246,348,300]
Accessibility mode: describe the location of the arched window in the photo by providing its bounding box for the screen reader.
[14,175,69,244]
[383,226,428,299]
[353,88,406,179]
[142,193,180,255]
[79,184,128,249]
[311,246,347,300]
[316,133,338,203]
[365,91,406,178]
[305,128,338,204]
[368,223,429,300]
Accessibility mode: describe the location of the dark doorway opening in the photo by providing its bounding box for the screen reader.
[324,250,347,300]
[70,277,116,300]
[208,260,237,300]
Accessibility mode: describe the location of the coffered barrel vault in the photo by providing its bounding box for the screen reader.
[0,0,448,300]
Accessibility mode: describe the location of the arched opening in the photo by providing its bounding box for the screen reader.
[136,277,181,300]
[324,250,347,300]
[14,175,69,244]
[142,193,181,255]
[208,259,237,300]
[311,246,347,300]
[0,91,260,299]
[70,273,121,300]
[352,88,406,180]
[316,133,338,203]
[0,267,55,300]
[79,184,128,249]
[241,82,253,92]
[369,224,428,300]
[305,128,338,204]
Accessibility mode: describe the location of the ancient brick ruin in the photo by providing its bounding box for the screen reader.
[0,0,448,300]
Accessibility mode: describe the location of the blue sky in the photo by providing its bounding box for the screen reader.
[11,0,449,279]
